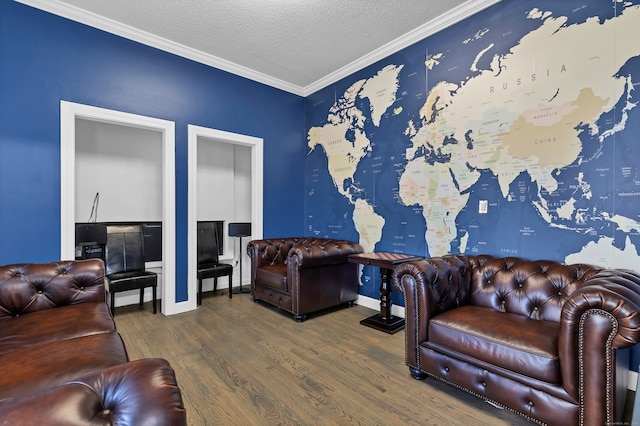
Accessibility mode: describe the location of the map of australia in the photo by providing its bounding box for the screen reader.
[307,1,640,291]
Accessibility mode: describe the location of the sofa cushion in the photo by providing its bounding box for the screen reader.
[0,331,129,400]
[0,358,186,426]
[428,305,560,384]
[0,302,114,356]
[255,264,288,291]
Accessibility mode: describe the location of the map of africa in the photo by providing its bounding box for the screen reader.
[306,0,640,298]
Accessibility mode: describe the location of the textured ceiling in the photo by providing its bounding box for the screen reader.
[18,0,498,94]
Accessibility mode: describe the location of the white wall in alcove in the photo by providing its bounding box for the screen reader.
[188,125,263,306]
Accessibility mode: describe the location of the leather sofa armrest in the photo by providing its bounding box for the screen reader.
[288,240,363,269]
[392,255,473,314]
[558,269,640,415]
[0,358,186,426]
[392,255,472,368]
[248,239,293,290]
[247,238,363,269]
[247,239,291,268]
[0,259,106,318]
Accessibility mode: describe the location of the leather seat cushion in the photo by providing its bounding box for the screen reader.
[107,271,157,292]
[0,302,114,356]
[428,305,560,384]
[197,262,233,279]
[255,264,288,292]
[0,331,128,400]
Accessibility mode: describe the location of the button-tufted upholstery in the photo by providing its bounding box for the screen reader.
[0,259,186,424]
[248,238,364,321]
[393,254,640,426]
[0,260,106,318]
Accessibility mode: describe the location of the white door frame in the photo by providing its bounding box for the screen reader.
[60,101,183,315]
[187,124,263,308]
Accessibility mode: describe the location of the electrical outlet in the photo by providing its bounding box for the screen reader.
[479,200,488,214]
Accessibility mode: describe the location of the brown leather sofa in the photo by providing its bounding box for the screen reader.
[0,259,186,425]
[392,254,640,426]
[248,237,364,321]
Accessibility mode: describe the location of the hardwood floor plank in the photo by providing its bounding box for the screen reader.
[114,294,533,425]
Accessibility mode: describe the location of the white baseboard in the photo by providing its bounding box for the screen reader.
[113,280,246,311]
[356,294,406,318]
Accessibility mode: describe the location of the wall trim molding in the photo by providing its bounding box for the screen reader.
[15,0,301,95]
[630,370,638,391]
[303,0,500,96]
[60,101,179,315]
[356,294,405,319]
[17,0,500,97]
[187,125,264,309]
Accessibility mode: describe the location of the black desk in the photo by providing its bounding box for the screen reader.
[348,252,423,334]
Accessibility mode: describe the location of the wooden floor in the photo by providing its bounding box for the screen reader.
[115,292,535,425]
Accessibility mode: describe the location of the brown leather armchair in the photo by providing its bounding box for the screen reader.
[392,254,640,426]
[248,237,364,321]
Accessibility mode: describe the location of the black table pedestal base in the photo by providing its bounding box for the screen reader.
[348,252,422,335]
[360,313,405,334]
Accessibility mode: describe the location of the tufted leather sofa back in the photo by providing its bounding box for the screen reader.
[468,255,601,322]
[0,259,105,319]
[253,237,359,266]
[258,238,300,265]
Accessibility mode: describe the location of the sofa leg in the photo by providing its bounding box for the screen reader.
[294,314,306,322]
[410,368,428,380]
[347,301,356,307]
[252,296,260,303]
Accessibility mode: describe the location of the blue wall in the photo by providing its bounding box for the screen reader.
[303,0,640,368]
[0,2,305,302]
[304,0,640,296]
[2,0,640,371]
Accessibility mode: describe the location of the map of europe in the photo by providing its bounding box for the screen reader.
[305,0,640,298]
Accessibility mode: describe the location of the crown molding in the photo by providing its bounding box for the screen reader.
[16,0,500,98]
[15,0,305,96]
[302,0,501,96]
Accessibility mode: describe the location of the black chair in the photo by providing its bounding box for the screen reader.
[197,222,233,305]
[105,224,157,315]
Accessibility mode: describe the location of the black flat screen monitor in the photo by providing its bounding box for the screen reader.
[75,223,107,245]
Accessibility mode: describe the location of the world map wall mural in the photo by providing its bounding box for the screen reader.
[304,0,640,301]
